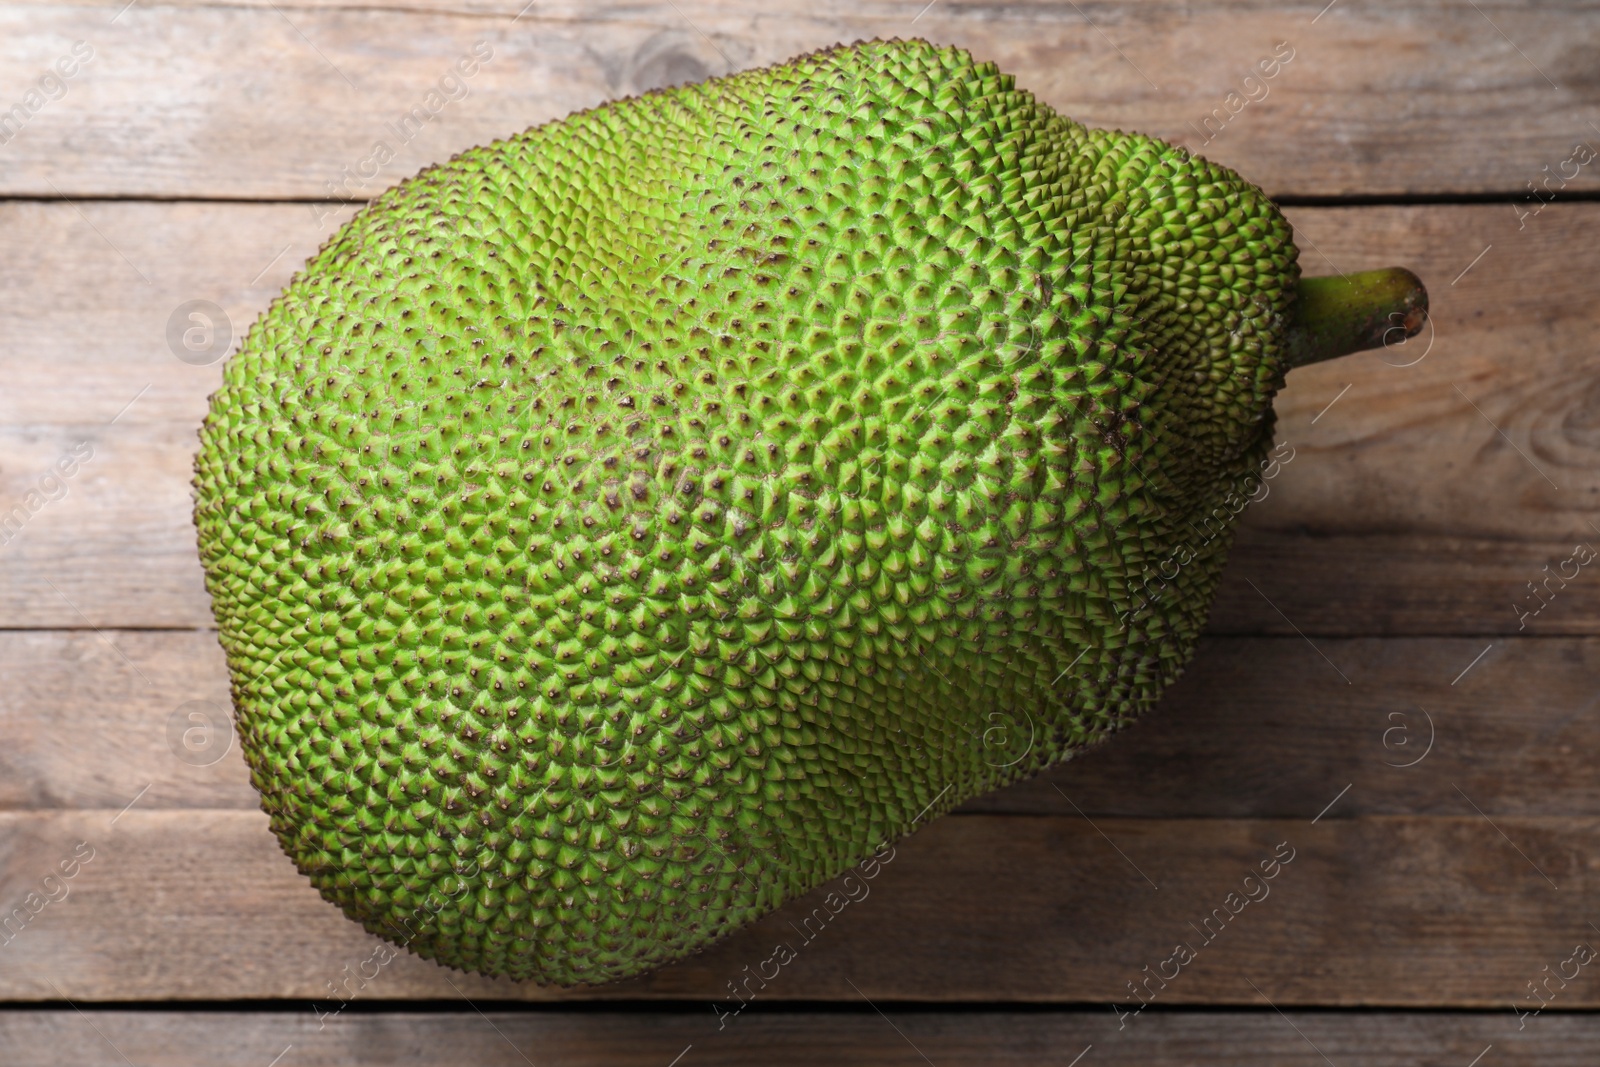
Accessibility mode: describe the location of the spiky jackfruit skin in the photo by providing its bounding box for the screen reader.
[193,38,1298,985]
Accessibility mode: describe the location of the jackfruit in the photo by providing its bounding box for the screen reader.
[193,37,1427,985]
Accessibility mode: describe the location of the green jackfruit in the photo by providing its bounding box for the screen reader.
[193,37,1426,985]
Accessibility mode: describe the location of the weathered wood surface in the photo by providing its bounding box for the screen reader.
[3,200,1597,634]
[0,1008,1581,1066]
[1,630,1589,818]
[1211,201,1600,636]
[1,1,1595,200]
[0,808,1594,1005]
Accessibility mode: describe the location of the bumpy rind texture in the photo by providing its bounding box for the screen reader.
[194,38,1299,986]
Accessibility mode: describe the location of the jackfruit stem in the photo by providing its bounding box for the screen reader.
[1283,267,1429,369]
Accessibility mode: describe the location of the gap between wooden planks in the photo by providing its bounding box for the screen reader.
[0,202,1596,634]
[0,0,1592,198]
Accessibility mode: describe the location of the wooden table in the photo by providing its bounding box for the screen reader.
[3,1,1597,1062]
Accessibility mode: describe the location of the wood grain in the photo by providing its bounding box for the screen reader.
[0,1007,1583,1066]
[1,808,1593,1005]
[3,199,1598,633]
[3,630,1592,819]
[0,1,1595,199]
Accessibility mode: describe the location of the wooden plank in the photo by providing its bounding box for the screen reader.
[0,1007,1585,1066]
[1208,530,1600,636]
[0,200,355,630]
[5,631,1594,819]
[0,629,247,812]
[2,198,1595,633]
[0,1,1595,199]
[0,808,1593,1005]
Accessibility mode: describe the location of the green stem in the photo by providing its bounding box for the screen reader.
[1283,267,1429,369]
